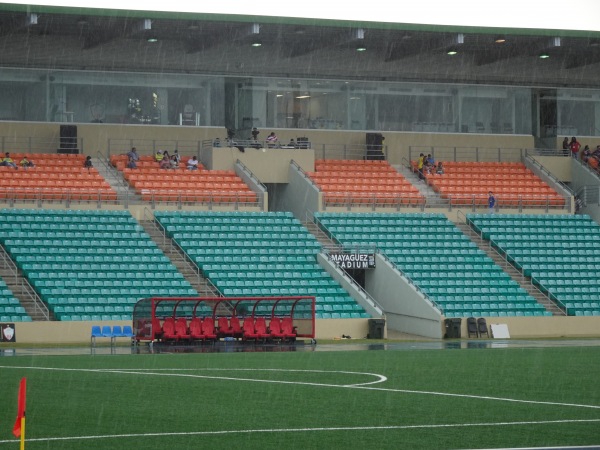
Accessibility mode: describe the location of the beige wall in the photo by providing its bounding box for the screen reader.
[208,147,315,182]
[448,316,600,338]
[532,156,572,182]
[0,121,535,164]
[6,319,370,344]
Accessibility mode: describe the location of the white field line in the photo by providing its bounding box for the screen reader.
[1,365,600,412]
[0,419,599,444]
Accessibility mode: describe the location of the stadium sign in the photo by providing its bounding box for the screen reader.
[330,253,375,269]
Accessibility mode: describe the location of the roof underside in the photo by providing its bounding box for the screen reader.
[0,6,599,88]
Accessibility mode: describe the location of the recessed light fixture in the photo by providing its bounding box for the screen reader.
[295,95,311,99]
[251,41,262,47]
[356,46,367,52]
[539,52,550,59]
[147,37,158,43]
[447,48,458,55]
[495,36,506,43]
[276,94,283,97]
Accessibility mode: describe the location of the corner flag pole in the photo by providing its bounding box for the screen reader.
[13,377,26,449]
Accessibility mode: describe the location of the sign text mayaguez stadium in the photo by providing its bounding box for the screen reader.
[330,253,375,270]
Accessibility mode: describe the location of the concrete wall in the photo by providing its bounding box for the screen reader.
[0,121,535,164]
[449,316,600,339]
[4,319,370,344]
[365,254,443,339]
[317,253,384,320]
[208,146,315,182]
[268,163,321,220]
[532,156,572,182]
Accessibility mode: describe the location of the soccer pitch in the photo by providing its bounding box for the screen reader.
[0,344,598,449]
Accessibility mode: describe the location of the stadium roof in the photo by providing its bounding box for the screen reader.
[0,2,599,87]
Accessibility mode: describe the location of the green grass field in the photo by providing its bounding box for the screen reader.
[0,345,599,449]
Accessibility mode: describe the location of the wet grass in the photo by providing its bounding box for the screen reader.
[0,346,598,449]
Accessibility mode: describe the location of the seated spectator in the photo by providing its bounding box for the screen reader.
[0,152,17,169]
[581,145,591,163]
[213,138,221,147]
[83,156,93,169]
[126,156,137,169]
[266,132,278,147]
[159,157,171,169]
[436,162,444,174]
[287,139,297,148]
[162,150,171,162]
[154,150,164,162]
[187,156,199,170]
[127,147,139,161]
[169,155,179,169]
[19,155,35,168]
[426,154,435,166]
[173,149,181,164]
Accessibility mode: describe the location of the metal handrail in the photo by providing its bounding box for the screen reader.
[0,244,49,320]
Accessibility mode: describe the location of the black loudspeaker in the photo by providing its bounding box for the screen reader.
[58,125,78,153]
[366,133,385,160]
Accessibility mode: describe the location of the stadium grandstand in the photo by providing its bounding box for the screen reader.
[0,1,599,345]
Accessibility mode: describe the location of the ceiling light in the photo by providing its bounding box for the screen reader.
[251,41,262,47]
[495,36,506,43]
[356,46,367,52]
[147,37,158,43]
[447,48,458,55]
[276,94,283,97]
[539,52,550,59]
[25,13,38,27]
[295,95,311,99]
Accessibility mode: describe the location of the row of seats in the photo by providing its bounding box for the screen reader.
[0,154,117,202]
[155,211,370,319]
[111,156,257,204]
[413,161,565,207]
[315,211,548,317]
[0,209,200,321]
[467,213,600,315]
[309,159,424,205]
[153,316,297,342]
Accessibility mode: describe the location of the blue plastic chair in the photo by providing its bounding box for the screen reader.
[90,325,103,346]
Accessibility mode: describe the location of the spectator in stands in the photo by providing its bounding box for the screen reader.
[0,152,17,169]
[581,145,591,163]
[169,155,179,169]
[159,157,171,169]
[213,138,221,147]
[569,137,581,158]
[127,147,139,162]
[19,155,35,168]
[154,150,164,162]
[266,132,278,147]
[426,154,435,166]
[162,150,171,161]
[84,156,93,169]
[436,162,444,175]
[488,191,496,213]
[126,155,137,169]
[173,149,181,165]
[562,137,569,156]
[187,156,199,170]
[251,127,260,142]
[417,153,425,180]
[287,138,297,148]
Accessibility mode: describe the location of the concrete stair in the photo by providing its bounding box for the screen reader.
[455,222,565,316]
[93,156,141,205]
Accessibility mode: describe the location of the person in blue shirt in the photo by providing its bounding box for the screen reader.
[488,191,496,212]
